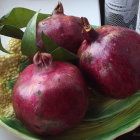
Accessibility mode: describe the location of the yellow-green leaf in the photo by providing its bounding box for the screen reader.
[21,11,40,56]
[0,7,50,28]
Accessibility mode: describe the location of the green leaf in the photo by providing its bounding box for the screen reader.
[91,25,100,29]
[0,25,23,39]
[19,59,31,72]
[0,36,10,54]
[41,33,78,63]
[51,47,78,62]
[21,11,40,56]
[0,7,50,28]
[5,79,17,89]
[41,32,59,53]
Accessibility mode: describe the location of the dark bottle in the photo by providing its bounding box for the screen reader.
[105,0,139,30]
[99,0,105,25]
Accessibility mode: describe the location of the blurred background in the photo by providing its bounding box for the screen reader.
[99,0,140,33]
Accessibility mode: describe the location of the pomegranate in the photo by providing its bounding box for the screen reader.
[78,17,140,99]
[37,2,83,53]
[13,52,88,135]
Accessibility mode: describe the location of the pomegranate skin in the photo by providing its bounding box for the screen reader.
[13,53,88,135]
[37,2,83,53]
[78,25,140,99]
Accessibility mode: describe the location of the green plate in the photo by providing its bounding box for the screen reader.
[0,91,140,140]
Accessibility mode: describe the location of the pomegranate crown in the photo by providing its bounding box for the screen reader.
[52,1,64,15]
[33,52,52,69]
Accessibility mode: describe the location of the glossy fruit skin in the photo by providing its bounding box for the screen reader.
[78,25,140,99]
[13,53,88,135]
[37,2,83,53]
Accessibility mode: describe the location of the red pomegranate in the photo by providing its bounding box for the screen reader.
[37,2,84,53]
[78,17,140,99]
[13,52,89,135]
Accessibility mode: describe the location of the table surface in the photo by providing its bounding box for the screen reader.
[0,0,101,140]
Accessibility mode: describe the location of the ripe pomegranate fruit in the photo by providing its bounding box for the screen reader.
[37,2,83,53]
[13,52,88,135]
[78,17,140,99]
